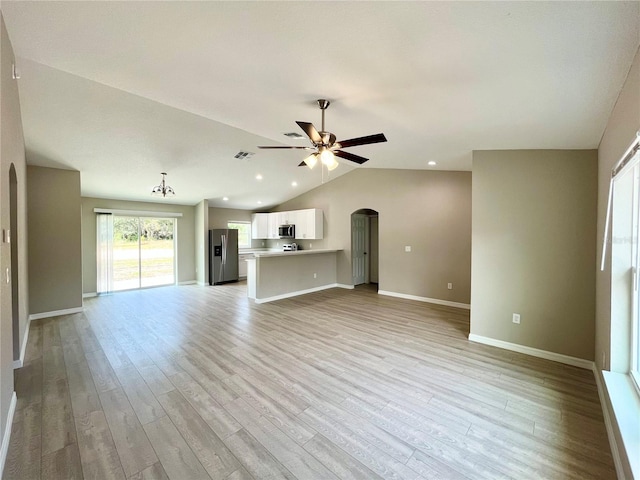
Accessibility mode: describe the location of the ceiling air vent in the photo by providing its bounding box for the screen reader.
[284,132,304,139]
[234,151,254,160]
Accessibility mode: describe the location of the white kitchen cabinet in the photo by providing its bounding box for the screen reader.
[267,212,279,238]
[295,209,323,239]
[278,211,294,225]
[251,213,270,239]
[255,209,323,240]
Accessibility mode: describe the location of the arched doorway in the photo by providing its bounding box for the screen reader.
[351,208,379,289]
[9,164,19,362]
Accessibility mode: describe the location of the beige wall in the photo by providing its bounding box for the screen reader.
[256,252,338,299]
[471,150,598,361]
[81,197,197,293]
[209,207,265,249]
[209,207,251,228]
[0,12,29,446]
[275,169,472,304]
[27,166,83,314]
[596,46,640,480]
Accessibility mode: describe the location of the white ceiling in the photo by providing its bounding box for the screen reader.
[2,1,639,209]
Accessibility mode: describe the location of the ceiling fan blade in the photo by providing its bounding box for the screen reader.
[336,133,387,149]
[335,150,369,165]
[257,146,313,149]
[296,121,323,144]
[298,161,307,167]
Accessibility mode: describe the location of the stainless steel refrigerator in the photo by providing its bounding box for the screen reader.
[209,229,239,285]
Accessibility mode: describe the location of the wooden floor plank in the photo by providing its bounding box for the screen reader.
[223,428,296,480]
[2,416,41,480]
[99,387,159,477]
[127,462,169,480]
[156,389,241,479]
[168,371,242,439]
[41,443,83,480]
[41,375,76,455]
[75,412,126,480]
[302,433,385,480]
[143,416,210,480]
[84,347,120,394]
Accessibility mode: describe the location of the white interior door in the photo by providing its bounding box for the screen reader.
[352,214,366,285]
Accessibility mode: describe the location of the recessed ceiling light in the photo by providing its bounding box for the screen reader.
[222,197,229,201]
[428,161,437,166]
[257,200,262,205]
[256,174,263,180]
[292,181,298,187]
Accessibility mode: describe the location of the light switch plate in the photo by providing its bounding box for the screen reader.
[2,229,10,244]
[405,246,411,252]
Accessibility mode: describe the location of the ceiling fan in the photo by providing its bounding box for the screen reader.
[258,99,387,170]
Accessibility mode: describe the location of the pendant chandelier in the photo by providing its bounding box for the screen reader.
[151,172,175,197]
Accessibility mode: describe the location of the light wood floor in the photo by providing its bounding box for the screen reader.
[3,283,615,479]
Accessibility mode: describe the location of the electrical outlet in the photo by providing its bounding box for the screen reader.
[262,241,265,247]
[309,243,312,248]
[447,283,453,290]
[405,246,411,252]
[512,313,521,324]
[313,273,317,278]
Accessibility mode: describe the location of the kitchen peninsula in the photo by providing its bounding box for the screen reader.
[246,249,348,303]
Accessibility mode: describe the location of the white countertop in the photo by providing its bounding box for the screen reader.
[250,249,340,258]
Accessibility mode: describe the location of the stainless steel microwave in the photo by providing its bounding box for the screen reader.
[278,224,295,238]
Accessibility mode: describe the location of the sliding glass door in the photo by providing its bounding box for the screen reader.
[140,217,175,288]
[98,215,176,293]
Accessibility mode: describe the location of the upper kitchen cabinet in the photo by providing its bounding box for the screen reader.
[295,209,323,240]
[267,213,279,238]
[252,209,324,240]
[251,213,269,239]
[278,211,294,225]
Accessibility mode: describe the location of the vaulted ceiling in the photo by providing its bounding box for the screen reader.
[2,1,639,209]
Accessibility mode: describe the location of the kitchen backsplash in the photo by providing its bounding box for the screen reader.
[263,238,327,251]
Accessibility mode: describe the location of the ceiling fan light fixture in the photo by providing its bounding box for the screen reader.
[303,153,318,169]
[327,158,339,171]
[151,172,175,197]
[320,148,335,166]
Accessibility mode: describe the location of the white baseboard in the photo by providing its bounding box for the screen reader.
[28,306,83,321]
[82,292,97,298]
[0,392,17,477]
[468,334,594,370]
[592,367,626,479]
[197,281,207,286]
[256,283,344,304]
[378,290,471,310]
[336,284,355,290]
[12,317,31,369]
[178,280,197,285]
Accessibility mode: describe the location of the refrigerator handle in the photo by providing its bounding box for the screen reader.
[222,234,226,265]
